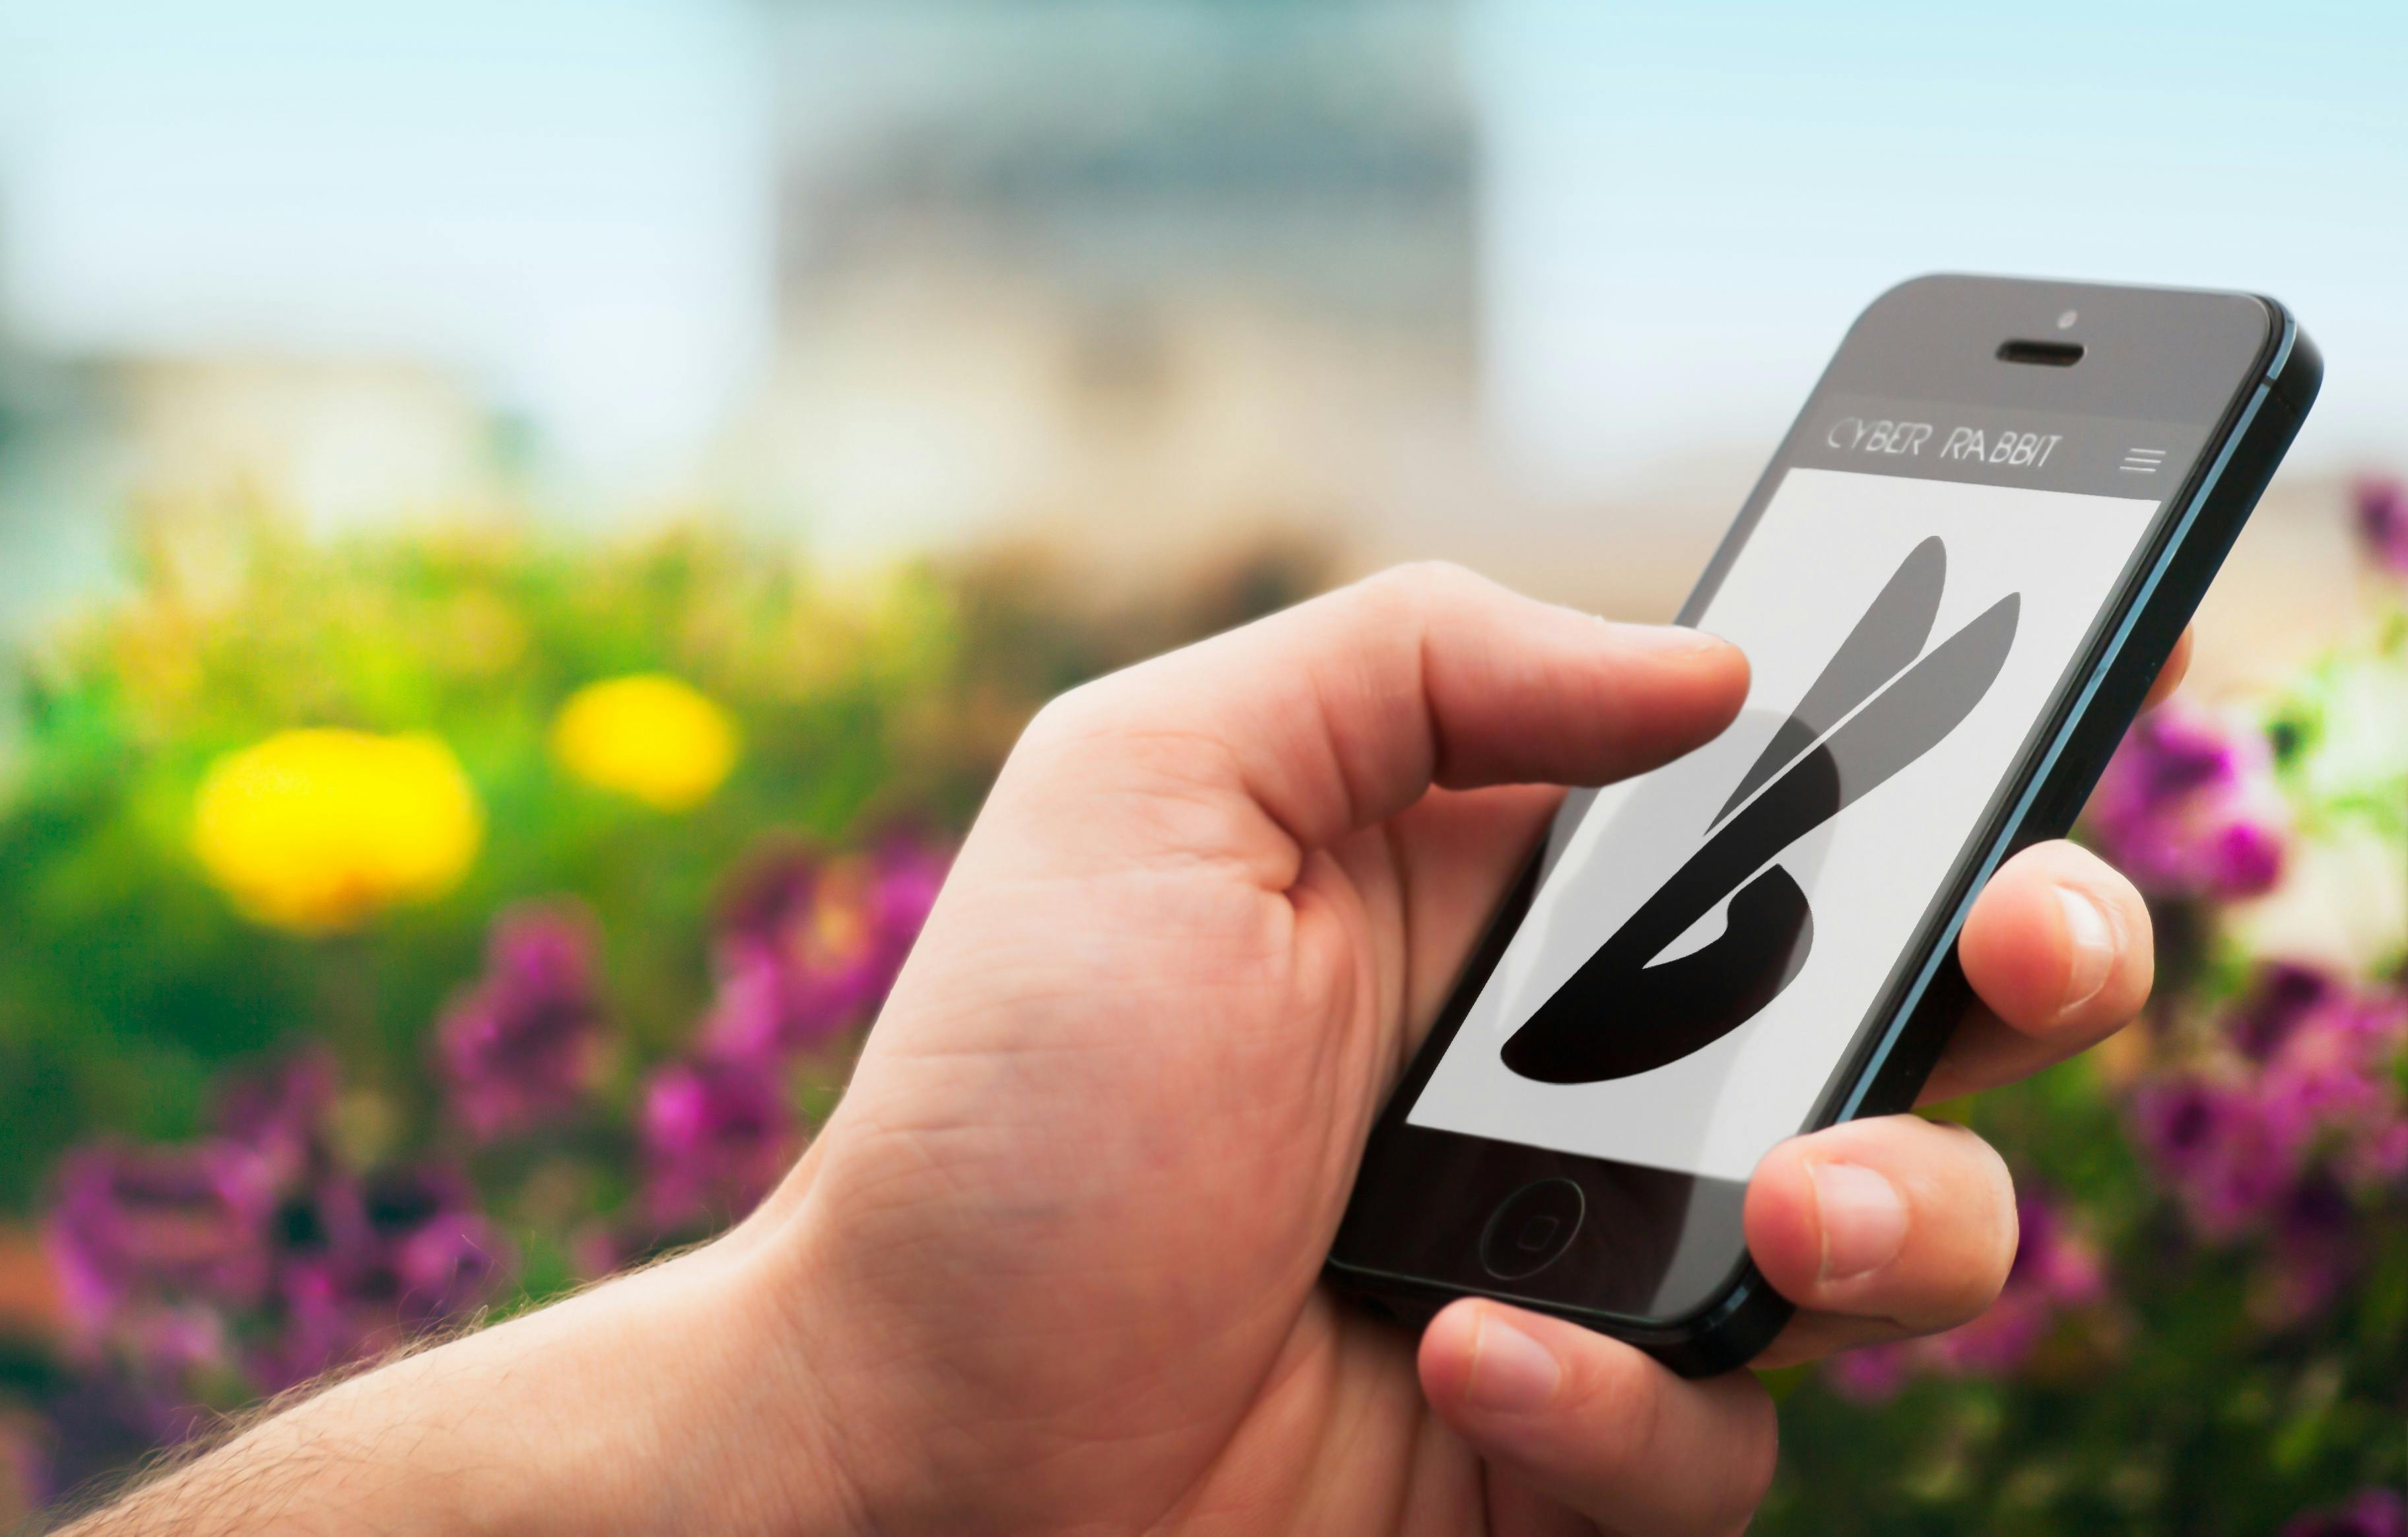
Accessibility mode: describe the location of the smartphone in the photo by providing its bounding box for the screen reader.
[1325,275,2320,1377]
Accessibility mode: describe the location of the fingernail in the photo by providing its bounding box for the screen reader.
[1810,1162,1908,1283]
[2056,885,2116,1014]
[1461,1310,1562,1413]
[1603,620,1729,656]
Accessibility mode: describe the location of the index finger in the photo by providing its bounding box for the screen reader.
[1032,563,1748,861]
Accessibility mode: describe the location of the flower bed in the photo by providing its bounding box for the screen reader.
[1,491,2403,1529]
[0,522,1323,1518]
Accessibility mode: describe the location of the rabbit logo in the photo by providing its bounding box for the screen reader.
[1501,536,2019,1085]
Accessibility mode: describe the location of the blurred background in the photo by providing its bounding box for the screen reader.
[1,1,2405,1530]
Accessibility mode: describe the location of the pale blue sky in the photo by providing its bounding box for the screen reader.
[0,0,2400,499]
[1479,0,2408,494]
[0,0,774,485]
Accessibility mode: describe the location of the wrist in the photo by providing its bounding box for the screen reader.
[71,1239,870,1537]
[395,1241,871,1535]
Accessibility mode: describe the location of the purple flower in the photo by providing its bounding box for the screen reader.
[2131,1078,2300,1237]
[2255,986,2408,1178]
[2285,1488,2408,1537]
[254,1165,511,1390]
[435,903,608,1141]
[869,830,948,955]
[1927,1290,2057,1376]
[2346,1116,2408,1185]
[2232,964,2338,1062]
[38,1372,200,1509]
[1821,1340,1916,1404]
[2355,476,2408,576]
[638,1059,796,1227]
[694,949,791,1068]
[702,835,950,1064]
[44,1143,275,1335]
[2260,1176,2360,1324]
[2087,707,2285,900]
[209,1051,337,1187]
[2007,1194,2107,1308]
[1826,1194,2106,1392]
[1925,1193,2105,1377]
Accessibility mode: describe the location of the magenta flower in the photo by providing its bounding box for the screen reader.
[702,834,950,1064]
[2285,1488,2408,1537]
[2087,707,2285,900]
[1824,1193,2106,1394]
[254,1165,511,1390]
[2138,1079,2302,1243]
[1925,1193,2105,1377]
[2251,984,2408,1191]
[2131,1078,2300,1237]
[2007,1194,2108,1307]
[869,830,948,956]
[2231,964,2338,1061]
[38,1371,203,1508]
[209,1051,337,1187]
[694,949,793,1067]
[2260,1176,2360,1325]
[435,903,608,1141]
[1821,1340,1916,1404]
[638,1058,797,1227]
[2134,974,2408,1261]
[44,1143,276,1336]
[2355,476,2408,576]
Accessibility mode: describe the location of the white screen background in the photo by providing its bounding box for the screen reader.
[1407,468,2159,1180]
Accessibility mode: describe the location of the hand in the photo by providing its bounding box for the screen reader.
[743,565,2174,1533]
[69,567,2178,1537]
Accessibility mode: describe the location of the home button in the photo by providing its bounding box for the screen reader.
[1479,1178,1586,1281]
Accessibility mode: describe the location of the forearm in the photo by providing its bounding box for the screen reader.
[58,1242,856,1536]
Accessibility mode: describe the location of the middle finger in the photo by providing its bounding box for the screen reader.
[1743,1113,2019,1369]
[1922,839,2155,1105]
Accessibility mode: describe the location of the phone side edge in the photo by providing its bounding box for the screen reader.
[1844,309,2317,1124]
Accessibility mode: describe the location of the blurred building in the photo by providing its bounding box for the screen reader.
[0,226,116,638]
[94,355,516,537]
[0,341,523,636]
[730,0,1495,569]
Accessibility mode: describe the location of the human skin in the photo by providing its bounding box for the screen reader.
[66,568,2184,1537]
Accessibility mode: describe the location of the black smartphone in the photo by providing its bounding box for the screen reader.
[1325,275,2320,1377]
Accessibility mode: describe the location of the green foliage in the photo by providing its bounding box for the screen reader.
[0,514,1331,1211]
[9,490,2408,1532]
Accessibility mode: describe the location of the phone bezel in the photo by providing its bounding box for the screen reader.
[1327,275,2304,1365]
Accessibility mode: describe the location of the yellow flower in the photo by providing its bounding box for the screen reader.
[192,729,484,933]
[550,674,739,812]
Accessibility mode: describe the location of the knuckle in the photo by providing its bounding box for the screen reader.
[1355,559,1484,618]
[1020,676,1125,749]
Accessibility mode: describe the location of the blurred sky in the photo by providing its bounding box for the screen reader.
[0,0,2401,503]
[1479,0,2408,496]
[0,0,775,486]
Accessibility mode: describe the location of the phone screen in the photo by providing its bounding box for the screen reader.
[1404,436,2182,1183]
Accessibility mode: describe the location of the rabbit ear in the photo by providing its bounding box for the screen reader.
[1805,589,2020,825]
[1710,536,1946,830]
[1502,584,2021,1087]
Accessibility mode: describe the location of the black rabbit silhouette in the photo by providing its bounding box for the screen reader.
[1500,537,2019,1085]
